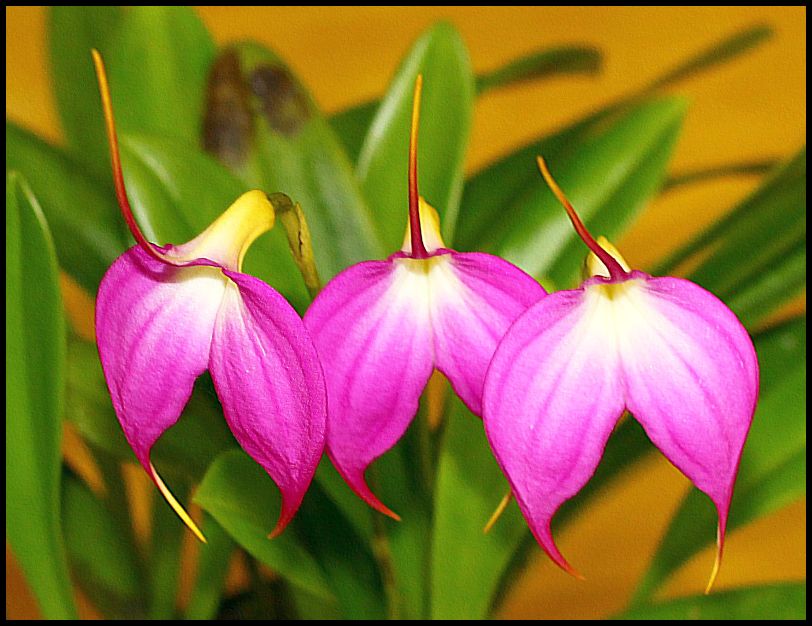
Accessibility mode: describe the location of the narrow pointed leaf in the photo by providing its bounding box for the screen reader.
[194,450,336,603]
[475,45,601,94]
[493,97,686,286]
[47,6,124,176]
[6,172,76,619]
[203,42,383,281]
[106,6,216,144]
[330,44,601,163]
[356,22,475,247]
[656,149,806,327]
[458,24,773,251]
[6,121,129,292]
[645,24,773,91]
[117,133,309,310]
[617,582,805,620]
[661,158,778,191]
[184,515,236,620]
[62,470,145,619]
[631,316,806,603]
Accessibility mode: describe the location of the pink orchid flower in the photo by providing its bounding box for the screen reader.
[483,157,759,589]
[303,76,547,519]
[92,51,326,541]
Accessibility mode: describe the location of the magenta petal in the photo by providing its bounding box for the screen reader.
[304,260,434,518]
[433,252,546,415]
[210,270,328,536]
[618,276,758,546]
[96,246,226,471]
[483,288,625,575]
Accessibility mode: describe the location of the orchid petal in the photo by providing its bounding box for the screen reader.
[96,247,226,468]
[96,246,227,540]
[483,287,625,575]
[616,276,758,552]
[432,252,546,414]
[304,260,435,518]
[209,271,327,537]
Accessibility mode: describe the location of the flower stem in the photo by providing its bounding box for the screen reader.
[267,193,322,300]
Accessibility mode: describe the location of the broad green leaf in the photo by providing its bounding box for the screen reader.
[356,22,475,247]
[330,44,601,163]
[194,450,336,604]
[62,469,145,619]
[430,397,527,619]
[292,480,387,619]
[630,316,806,604]
[493,97,686,286]
[184,515,236,620]
[203,43,383,281]
[47,6,124,176]
[6,172,76,619]
[118,133,310,310]
[6,121,129,292]
[458,24,773,252]
[106,7,216,145]
[616,582,806,620]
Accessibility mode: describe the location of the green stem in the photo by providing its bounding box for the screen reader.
[267,192,322,299]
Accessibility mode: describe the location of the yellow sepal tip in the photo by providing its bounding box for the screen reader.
[149,462,207,544]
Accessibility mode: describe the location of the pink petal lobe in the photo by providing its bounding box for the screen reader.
[432,252,546,415]
[210,270,328,536]
[483,287,625,574]
[95,246,226,471]
[616,275,758,545]
[304,259,434,517]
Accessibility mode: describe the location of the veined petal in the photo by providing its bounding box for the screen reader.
[431,252,546,415]
[483,287,625,575]
[304,259,435,518]
[209,271,328,537]
[614,275,758,549]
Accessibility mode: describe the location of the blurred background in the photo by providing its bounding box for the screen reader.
[6,6,805,619]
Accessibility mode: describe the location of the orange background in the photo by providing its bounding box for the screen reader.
[6,6,806,620]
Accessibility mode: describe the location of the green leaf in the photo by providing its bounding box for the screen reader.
[62,469,145,619]
[118,133,310,310]
[616,582,806,620]
[655,149,806,328]
[6,172,76,619]
[6,121,129,293]
[184,515,236,620]
[47,6,124,177]
[330,44,601,163]
[645,24,773,91]
[457,24,773,252]
[147,481,187,619]
[356,22,475,247]
[106,7,216,145]
[430,397,527,619]
[475,45,601,94]
[493,97,687,286]
[662,158,779,192]
[630,316,807,604]
[194,450,336,604]
[203,43,383,281]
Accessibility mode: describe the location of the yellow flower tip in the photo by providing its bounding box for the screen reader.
[149,462,207,544]
[179,190,276,271]
[704,528,723,595]
[483,489,514,534]
[582,236,632,279]
[401,197,446,254]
